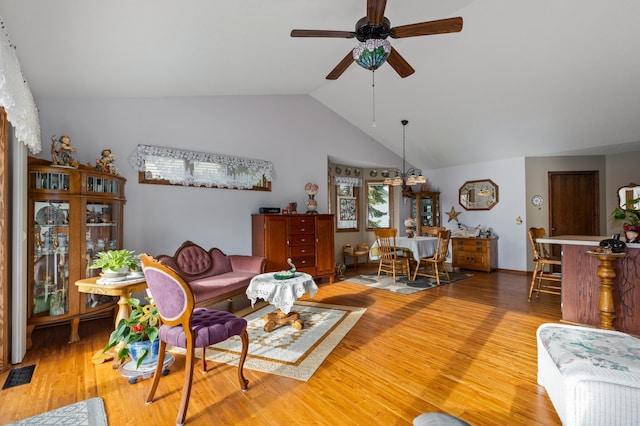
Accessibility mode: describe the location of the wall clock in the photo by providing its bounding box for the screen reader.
[531,194,544,207]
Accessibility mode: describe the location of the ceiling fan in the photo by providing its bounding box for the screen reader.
[290,0,463,80]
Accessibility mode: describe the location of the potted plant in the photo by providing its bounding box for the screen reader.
[612,197,640,241]
[89,249,139,277]
[103,297,160,368]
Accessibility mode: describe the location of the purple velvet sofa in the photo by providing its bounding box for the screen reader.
[156,241,265,307]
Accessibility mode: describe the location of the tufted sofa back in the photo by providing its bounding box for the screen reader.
[157,241,233,281]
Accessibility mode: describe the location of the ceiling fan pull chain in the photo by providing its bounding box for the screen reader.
[371,71,376,127]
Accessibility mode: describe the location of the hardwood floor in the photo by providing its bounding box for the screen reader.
[0,266,562,425]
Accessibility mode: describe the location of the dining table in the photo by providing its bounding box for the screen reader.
[371,235,439,262]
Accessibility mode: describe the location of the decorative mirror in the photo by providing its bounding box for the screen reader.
[617,183,640,209]
[459,179,499,210]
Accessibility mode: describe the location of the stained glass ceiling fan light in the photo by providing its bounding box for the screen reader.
[352,39,391,70]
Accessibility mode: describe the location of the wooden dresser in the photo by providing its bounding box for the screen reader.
[451,237,498,273]
[251,214,335,283]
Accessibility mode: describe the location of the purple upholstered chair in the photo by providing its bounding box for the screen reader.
[140,254,249,426]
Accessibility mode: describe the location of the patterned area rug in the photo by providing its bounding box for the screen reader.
[170,301,365,381]
[6,397,107,425]
[345,272,472,295]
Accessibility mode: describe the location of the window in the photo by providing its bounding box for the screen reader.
[130,144,272,191]
[367,181,393,229]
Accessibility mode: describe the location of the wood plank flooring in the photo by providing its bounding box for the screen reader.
[0,267,562,425]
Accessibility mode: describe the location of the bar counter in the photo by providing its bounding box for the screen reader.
[538,235,640,335]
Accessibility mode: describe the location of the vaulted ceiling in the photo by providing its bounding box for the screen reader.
[2,0,640,170]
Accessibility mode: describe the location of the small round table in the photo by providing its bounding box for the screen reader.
[246,272,318,332]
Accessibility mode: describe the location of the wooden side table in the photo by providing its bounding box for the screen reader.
[75,276,148,365]
[246,272,318,332]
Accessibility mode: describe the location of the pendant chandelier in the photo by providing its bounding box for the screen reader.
[383,120,426,188]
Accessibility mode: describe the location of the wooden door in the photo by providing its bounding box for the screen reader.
[251,215,288,272]
[549,171,599,237]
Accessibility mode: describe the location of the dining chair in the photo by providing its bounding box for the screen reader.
[374,228,411,283]
[528,227,562,300]
[412,229,451,284]
[140,254,249,426]
[421,226,446,237]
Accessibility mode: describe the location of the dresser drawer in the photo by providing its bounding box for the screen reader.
[289,216,313,227]
[290,255,315,269]
[290,234,314,246]
[289,244,315,257]
[290,224,314,235]
[455,239,489,249]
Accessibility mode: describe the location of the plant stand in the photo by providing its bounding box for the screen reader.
[118,353,174,384]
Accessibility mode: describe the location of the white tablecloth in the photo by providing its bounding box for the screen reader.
[371,236,438,261]
[246,272,318,314]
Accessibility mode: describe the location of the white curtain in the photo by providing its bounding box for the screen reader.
[0,18,41,153]
[334,176,362,187]
[129,144,273,189]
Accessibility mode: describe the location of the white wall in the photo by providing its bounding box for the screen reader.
[425,157,527,272]
[35,95,402,257]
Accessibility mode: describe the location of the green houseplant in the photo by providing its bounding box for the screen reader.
[103,297,160,368]
[89,249,139,275]
[612,197,640,227]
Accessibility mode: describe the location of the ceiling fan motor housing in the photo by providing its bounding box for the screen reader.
[355,17,391,41]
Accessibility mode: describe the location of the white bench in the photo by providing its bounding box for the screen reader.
[537,323,640,425]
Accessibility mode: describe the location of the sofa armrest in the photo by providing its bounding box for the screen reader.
[229,255,266,274]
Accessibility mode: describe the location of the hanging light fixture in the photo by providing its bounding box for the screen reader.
[352,39,391,70]
[383,120,426,189]
[352,39,391,128]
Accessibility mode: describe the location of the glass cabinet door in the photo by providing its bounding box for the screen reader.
[84,200,121,309]
[32,200,71,317]
[410,192,440,235]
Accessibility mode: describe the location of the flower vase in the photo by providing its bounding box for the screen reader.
[305,182,319,214]
[127,339,160,368]
[306,195,317,214]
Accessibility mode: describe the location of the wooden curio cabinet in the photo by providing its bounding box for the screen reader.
[27,157,126,347]
[408,191,440,235]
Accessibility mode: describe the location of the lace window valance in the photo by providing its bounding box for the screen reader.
[334,176,362,187]
[0,18,41,153]
[129,144,273,190]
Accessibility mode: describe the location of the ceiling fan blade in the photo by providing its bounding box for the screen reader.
[291,29,356,38]
[390,17,463,38]
[386,48,415,78]
[326,52,355,80]
[367,0,387,25]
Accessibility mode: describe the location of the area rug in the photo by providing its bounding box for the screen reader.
[170,301,365,381]
[6,397,108,426]
[345,272,472,295]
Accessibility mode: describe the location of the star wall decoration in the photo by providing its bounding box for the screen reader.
[447,206,461,223]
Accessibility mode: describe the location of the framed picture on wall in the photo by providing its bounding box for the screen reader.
[339,197,357,221]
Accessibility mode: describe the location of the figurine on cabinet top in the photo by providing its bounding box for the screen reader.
[51,135,79,168]
[95,148,119,175]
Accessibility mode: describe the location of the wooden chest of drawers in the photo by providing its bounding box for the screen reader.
[452,237,498,273]
[251,214,335,283]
